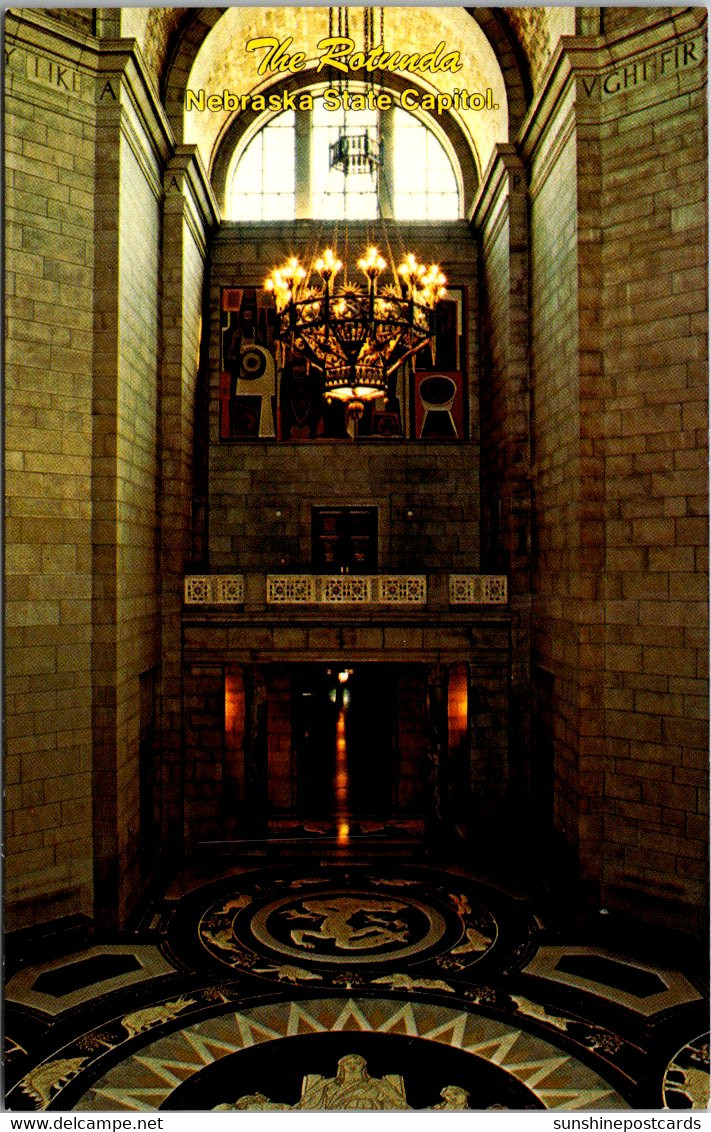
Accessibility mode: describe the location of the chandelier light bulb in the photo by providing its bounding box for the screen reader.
[315,248,343,281]
[421,264,447,304]
[423,264,446,289]
[358,245,386,279]
[265,259,307,312]
[287,258,306,287]
[397,253,426,293]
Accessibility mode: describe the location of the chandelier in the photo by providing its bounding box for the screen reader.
[264,247,447,411]
[262,5,446,418]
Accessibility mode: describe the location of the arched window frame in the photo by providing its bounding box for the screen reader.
[221,82,467,222]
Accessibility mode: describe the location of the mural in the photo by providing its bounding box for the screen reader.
[411,286,467,439]
[219,286,467,442]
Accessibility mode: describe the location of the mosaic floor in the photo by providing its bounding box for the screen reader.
[5,862,709,1112]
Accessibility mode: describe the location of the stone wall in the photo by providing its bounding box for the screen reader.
[477,160,514,573]
[4,14,181,930]
[91,47,170,927]
[3,5,707,940]
[159,150,218,854]
[207,221,481,579]
[593,14,708,929]
[113,128,162,902]
[397,669,429,812]
[183,663,226,845]
[267,667,294,811]
[473,144,532,836]
[520,8,708,931]
[5,16,97,929]
[210,444,481,575]
[527,85,583,868]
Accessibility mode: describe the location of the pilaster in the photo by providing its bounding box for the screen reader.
[517,7,708,928]
[91,40,172,928]
[160,146,219,852]
[472,142,532,843]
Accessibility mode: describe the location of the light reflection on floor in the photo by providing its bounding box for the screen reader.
[335,685,350,844]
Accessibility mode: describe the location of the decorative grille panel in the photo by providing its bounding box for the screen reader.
[214,575,245,603]
[449,575,508,604]
[265,575,428,605]
[184,576,211,604]
[377,575,427,604]
[318,576,372,603]
[184,575,244,604]
[266,575,317,604]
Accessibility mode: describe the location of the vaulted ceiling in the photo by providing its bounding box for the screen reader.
[114,6,575,190]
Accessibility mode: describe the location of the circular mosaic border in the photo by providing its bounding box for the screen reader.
[61,997,629,1113]
[185,868,501,983]
[663,1034,710,1110]
[247,889,447,966]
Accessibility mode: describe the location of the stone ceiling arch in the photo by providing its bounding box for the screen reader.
[162,6,224,127]
[210,69,481,218]
[162,6,531,176]
[469,7,532,127]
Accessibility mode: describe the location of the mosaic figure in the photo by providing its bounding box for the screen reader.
[452,926,493,954]
[371,972,454,993]
[282,897,410,951]
[252,962,323,983]
[432,1085,472,1110]
[20,1057,88,1109]
[121,998,196,1039]
[297,1054,410,1110]
[214,1054,409,1111]
[213,1054,484,1112]
[214,1093,290,1112]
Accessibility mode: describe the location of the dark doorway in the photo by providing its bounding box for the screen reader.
[311,507,378,573]
[292,665,395,820]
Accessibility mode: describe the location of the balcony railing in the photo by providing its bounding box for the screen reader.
[184,575,244,604]
[185,573,508,607]
[267,574,427,605]
[449,574,507,604]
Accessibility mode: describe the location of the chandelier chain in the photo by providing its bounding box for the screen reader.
[264,8,444,411]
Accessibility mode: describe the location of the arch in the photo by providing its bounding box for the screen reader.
[211,72,478,219]
[466,8,532,136]
[162,7,533,151]
[162,6,224,136]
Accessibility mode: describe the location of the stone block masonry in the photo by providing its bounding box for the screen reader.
[596,22,708,930]
[5,13,176,930]
[3,5,707,942]
[5,20,97,929]
[518,7,708,932]
[208,222,481,578]
[526,84,583,868]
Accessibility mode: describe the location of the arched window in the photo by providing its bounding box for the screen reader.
[229,109,296,221]
[390,110,459,220]
[226,94,461,221]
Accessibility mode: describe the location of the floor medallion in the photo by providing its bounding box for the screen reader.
[172,867,503,985]
[63,997,628,1112]
[663,1035,710,1109]
[5,860,704,1112]
[237,889,446,964]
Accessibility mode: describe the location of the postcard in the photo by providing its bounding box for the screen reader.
[4,2,708,1119]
